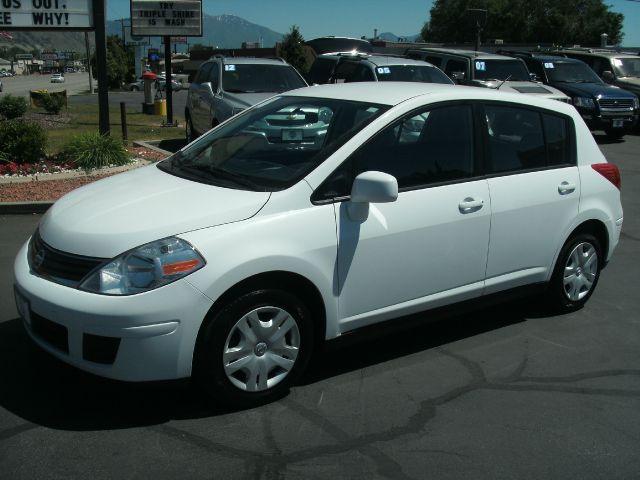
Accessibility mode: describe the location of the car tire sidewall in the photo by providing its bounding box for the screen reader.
[186,115,195,143]
[195,289,314,407]
[548,233,602,312]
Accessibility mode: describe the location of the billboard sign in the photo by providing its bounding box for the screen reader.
[131,0,202,37]
[41,52,59,61]
[124,25,149,46]
[0,0,93,30]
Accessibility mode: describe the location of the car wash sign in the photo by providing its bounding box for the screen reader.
[131,0,202,37]
[0,0,93,29]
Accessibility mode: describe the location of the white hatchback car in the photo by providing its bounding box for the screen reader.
[14,83,623,407]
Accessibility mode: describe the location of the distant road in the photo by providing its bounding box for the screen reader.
[0,72,94,98]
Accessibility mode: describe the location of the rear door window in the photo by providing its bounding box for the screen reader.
[483,104,574,173]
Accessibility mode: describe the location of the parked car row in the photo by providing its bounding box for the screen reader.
[0,70,15,77]
[184,46,640,143]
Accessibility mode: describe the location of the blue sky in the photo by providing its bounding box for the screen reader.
[108,0,640,47]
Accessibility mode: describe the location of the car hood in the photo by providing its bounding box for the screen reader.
[39,164,271,258]
[473,80,569,99]
[222,91,277,108]
[615,77,640,95]
[549,81,637,99]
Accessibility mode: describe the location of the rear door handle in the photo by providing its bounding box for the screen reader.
[558,181,576,195]
[459,197,484,213]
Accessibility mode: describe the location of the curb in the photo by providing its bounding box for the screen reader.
[132,140,174,156]
[0,201,53,215]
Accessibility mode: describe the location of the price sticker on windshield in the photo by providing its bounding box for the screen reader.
[613,59,623,67]
[475,61,486,71]
[544,62,555,69]
[224,65,236,71]
[376,67,391,74]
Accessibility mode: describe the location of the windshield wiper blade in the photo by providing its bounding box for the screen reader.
[180,164,263,190]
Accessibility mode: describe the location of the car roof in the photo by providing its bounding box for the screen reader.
[517,54,584,64]
[316,53,437,67]
[408,48,515,60]
[556,49,640,59]
[206,56,291,66]
[284,82,574,111]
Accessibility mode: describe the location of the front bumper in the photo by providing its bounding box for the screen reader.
[579,109,638,131]
[13,241,214,381]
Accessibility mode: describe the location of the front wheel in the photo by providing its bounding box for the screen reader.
[195,289,314,408]
[185,115,196,143]
[546,233,602,312]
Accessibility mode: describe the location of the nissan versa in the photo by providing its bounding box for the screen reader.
[14,83,623,407]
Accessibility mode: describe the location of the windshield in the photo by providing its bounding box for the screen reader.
[473,59,530,81]
[158,96,389,191]
[222,64,307,93]
[375,65,453,84]
[613,57,640,78]
[544,61,602,83]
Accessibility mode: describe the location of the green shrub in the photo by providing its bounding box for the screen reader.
[62,132,130,171]
[41,93,66,115]
[0,119,47,164]
[0,94,28,119]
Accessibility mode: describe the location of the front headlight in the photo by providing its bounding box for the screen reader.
[79,237,205,296]
[572,97,596,108]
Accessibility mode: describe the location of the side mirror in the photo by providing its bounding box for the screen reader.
[602,70,615,83]
[451,71,466,82]
[348,171,398,222]
[529,72,539,82]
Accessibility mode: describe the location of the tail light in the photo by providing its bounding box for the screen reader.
[592,163,621,190]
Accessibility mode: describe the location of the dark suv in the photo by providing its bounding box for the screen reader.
[185,56,307,142]
[500,51,639,139]
[307,53,453,85]
[551,48,640,99]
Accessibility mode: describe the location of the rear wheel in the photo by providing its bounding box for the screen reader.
[604,129,624,140]
[546,233,602,312]
[195,289,314,408]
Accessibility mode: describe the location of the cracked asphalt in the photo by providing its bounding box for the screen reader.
[1,132,639,480]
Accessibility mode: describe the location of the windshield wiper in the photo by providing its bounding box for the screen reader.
[179,164,263,191]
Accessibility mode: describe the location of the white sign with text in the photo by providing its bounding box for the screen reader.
[0,0,93,29]
[131,0,202,37]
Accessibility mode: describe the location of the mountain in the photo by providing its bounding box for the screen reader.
[107,14,283,49]
[377,32,422,43]
[0,14,283,56]
[0,30,87,54]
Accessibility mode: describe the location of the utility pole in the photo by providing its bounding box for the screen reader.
[84,32,93,94]
[93,0,110,135]
[164,36,174,125]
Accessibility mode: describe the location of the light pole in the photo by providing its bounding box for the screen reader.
[466,8,488,51]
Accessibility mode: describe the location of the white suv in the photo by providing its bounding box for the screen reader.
[14,83,622,407]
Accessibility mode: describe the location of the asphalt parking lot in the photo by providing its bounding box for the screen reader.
[1,132,639,479]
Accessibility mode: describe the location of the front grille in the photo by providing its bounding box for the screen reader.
[31,312,69,354]
[598,98,635,109]
[83,334,121,365]
[28,231,106,286]
[266,118,310,127]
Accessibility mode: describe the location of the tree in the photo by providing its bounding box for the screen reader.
[91,35,135,89]
[279,25,308,73]
[421,0,624,46]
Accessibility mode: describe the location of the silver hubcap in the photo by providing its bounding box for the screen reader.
[223,306,300,392]
[563,242,598,301]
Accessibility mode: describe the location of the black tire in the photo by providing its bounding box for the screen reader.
[185,115,196,143]
[604,129,624,140]
[546,233,602,312]
[194,289,314,408]
[131,85,139,91]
